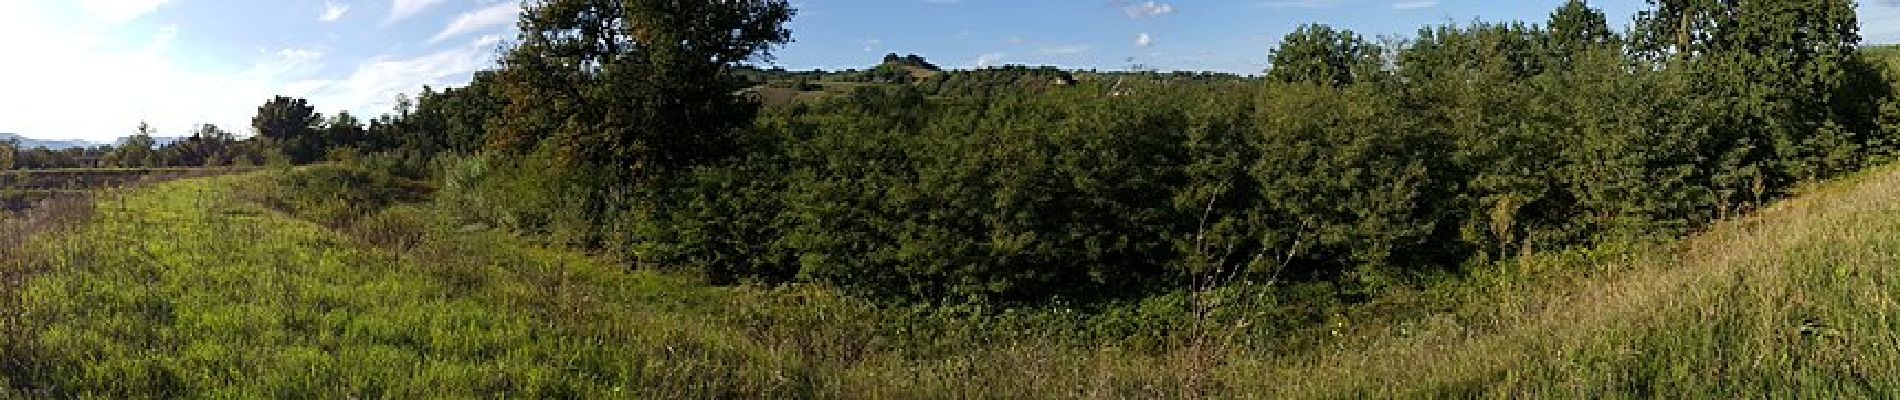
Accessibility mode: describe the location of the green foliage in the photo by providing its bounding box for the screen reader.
[0,140,14,171]
[781,86,1200,300]
[1266,24,1383,86]
[489,0,794,175]
[107,122,159,168]
[434,151,605,246]
[246,165,429,227]
[1252,82,1451,286]
[252,96,324,164]
[0,173,1297,397]
[157,0,1899,305]
[1547,0,1615,56]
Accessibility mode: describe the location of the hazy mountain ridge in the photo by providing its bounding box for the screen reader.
[0,132,101,149]
[1,133,188,150]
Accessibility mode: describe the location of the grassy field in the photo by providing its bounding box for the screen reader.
[1245,163,1900,397]
[0,169,1223,398]
[7,164,1900,397]
[0,168,258,190]
[2,168,256,213]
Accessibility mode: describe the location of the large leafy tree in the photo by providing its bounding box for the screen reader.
[252,96,323,163]
[1547,0,1615,61]
[1265,24,1383,86]
[490,0,796,180]
[1654,0,1876,199]
[481,0,796,268]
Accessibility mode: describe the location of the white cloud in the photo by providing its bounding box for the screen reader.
[1125,1,1176,19]
[76,0,172,24]
[863,38,882,52]
[0,0,513,142]
[974,52,1007,68]
[1038,45,1089,55]
[320,1,350,22]
[313,35,507,117]
[430,2,519,44]
[277,49,326,63]
[387,0,448,24]
[1135,33,1154,47]
[1392,0,1437,10]
[0,10,332,140]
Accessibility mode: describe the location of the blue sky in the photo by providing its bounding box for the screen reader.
[5,0,1900,142]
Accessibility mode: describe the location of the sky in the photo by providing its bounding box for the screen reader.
[5,0,1900,142]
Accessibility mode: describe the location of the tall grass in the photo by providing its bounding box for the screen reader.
[8,163,1900,397]
[1234,165,1900,397]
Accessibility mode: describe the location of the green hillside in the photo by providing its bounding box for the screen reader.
[4,149,1900,397]
[1255,163,1900,397]
[6,0,1899,397]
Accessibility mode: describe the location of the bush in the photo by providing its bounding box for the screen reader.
[435,152,592,243]
[251,165,428,227]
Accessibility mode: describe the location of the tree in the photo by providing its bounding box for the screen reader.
[484,0,796,259]
[112,122,160,168]
[323,111,367,152]
[252,96,323,163]
[1547,0,1615,60]
[179,123,237,166]
[1266,24,1383,86]
[490,0,796,178]
[0,139,14,171]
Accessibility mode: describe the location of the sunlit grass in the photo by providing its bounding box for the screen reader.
[1235,164,1900,398]
[11,164,1900,397]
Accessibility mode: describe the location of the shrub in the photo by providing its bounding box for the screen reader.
[252,165,428,227]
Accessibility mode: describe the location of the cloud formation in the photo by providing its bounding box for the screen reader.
[1392,0,1437,10]
[430,2,519,44]
[1124,1,1175,19]
[320,1,350,22]
[387,0,447,24]
[314,35,508,119]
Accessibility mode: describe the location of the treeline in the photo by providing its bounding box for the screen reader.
[431,0,1889,302]
[0,77,498,171]
[26,0,1895,303]
[0,121,289,170]
[335,0,1900,301]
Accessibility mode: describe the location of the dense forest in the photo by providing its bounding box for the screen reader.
[6,0,1894,305]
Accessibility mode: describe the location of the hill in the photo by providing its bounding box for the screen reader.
[4,155,1900,396]
[872,53,944,80]
[0,133,99,150]
[1248,163,1900,397]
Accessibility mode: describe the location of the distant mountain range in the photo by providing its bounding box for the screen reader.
[1,133,187,150]
[0,133,101,149]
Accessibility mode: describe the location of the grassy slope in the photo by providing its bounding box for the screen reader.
[10,162,1900,397]
[1246,163,1900,397]
[0,171,1206,398]
[0,175,798,398]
